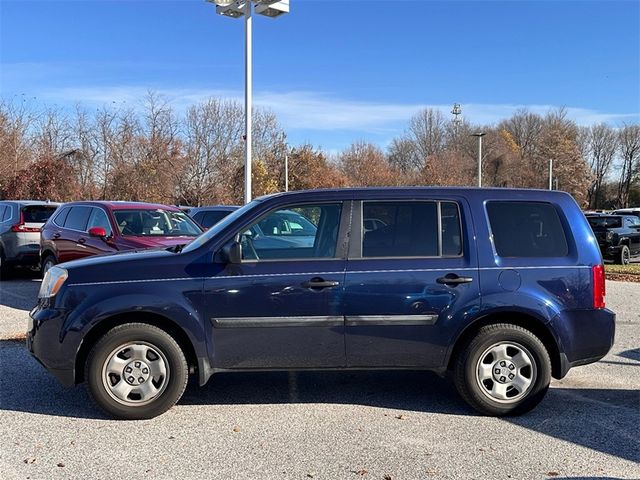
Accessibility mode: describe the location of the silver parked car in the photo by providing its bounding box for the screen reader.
[0,200,60,275]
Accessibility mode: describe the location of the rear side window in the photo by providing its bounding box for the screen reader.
[22,205,58,223]
[0,205,6,222]
[487,201,568,258]
[64,206,92,231]
[362,201,462,258]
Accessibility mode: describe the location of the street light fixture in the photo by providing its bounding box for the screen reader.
[206,0,290,204]
[471,132,485,187]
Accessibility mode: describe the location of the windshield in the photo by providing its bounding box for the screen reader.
[588,216,622,229]
[113,209,202,237]
[181,200,261,253]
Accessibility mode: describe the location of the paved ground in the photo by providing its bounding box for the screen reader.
[0,273,638,480]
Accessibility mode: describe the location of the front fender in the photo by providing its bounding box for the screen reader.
[56,281,207,380]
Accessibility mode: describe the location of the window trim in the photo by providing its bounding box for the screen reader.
[350,199,465,260]
[229,201,351,264]
[60,205,93,233]
[87,206,114,236]
[484,200,570,259]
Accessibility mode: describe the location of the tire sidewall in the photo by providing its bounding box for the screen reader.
[41,256,56,276]
[620,245,630,265]
[458,325,551,416]
[86,324,188,420]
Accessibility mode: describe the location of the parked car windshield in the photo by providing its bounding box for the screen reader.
[587,216,622,229]
[113,209,202,237]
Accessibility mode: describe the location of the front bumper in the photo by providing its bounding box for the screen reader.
[552,308,616,378]
[27,305,76,386]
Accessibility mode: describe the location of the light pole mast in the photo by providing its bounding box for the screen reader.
[548,158,553,190]
[244,1,253,204]
[471,132,485,187]
[207,0,290,204]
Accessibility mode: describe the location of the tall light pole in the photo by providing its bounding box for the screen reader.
[471,132,485,187]
[548,158,554,190]
[206,0,290,204]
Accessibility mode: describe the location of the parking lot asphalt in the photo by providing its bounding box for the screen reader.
[0,274,638,480]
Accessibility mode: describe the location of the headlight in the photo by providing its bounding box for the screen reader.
[39,267,68,299]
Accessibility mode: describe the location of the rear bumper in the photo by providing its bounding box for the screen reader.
[552,308,616,378]
[5,243,41,266]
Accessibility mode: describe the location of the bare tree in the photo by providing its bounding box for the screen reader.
[616,124,640,208]
[583,123,618,208]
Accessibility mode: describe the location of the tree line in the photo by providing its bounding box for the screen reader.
[1,93,639,209]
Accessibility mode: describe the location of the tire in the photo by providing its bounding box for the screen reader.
[453,323,551,416]
[0,249,12,280]
[85,323,189,420]
[40,255,57,277]
[617,245,631,265]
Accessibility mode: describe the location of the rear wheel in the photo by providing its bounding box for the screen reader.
[85,323,188,420]
[617,245,631,265]
[453,323,551,416]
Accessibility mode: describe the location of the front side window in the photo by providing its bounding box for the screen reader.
[88,208,113,236]
[240,203,342,260]
[487,201,568,258]
[113,209,202,237]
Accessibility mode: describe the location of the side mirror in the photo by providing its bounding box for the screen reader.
[88,227,107,238]
[222,241,242,264]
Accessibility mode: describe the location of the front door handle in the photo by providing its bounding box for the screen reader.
[301,277,340,289]
[437,273,473,286]
[78,237,86,245]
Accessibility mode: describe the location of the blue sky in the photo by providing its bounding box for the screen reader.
[1,0,639,151]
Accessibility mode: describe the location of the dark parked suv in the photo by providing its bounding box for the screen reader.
[40,201,203,273]
[28,188,615,419]
[586,214,640,264]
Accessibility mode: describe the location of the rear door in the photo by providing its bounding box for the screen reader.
[59,206,92,262]
[344,198,480,368]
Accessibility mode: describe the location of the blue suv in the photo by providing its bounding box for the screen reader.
[28,188,615,419]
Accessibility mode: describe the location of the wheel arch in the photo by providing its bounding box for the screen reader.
[447,311,564,379]
[75,311,200,384]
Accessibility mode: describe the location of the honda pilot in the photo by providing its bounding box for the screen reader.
[28,188,615,419]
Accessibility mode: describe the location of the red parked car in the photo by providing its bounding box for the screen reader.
[40,201,203,273]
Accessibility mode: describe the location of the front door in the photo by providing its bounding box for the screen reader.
[204,202,350,369]
[344,199,480,368]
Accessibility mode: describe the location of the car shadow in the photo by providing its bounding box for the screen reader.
[0,273,40,311]
[2,339,638,463]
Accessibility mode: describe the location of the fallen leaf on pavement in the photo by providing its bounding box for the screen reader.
[546,472,559,477]
[233,426,241,432]
[57,462,65,468]
[395,414,408,420]
[23,458,36,464]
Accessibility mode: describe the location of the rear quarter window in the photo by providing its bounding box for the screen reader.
[487,201,569,258]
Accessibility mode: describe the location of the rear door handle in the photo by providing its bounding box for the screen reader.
[53,233,61,239]
[301,277,340,289]
[78,237,86,245]
[437,273,473,286]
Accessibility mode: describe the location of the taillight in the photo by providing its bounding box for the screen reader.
[592,264,606,309]
[10,212,41,233]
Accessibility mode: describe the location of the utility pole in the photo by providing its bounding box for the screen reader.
[549,159,553,190]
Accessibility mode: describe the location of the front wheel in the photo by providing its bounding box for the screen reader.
[453,323,551,416]
[85,323,188,420]
[41,255,57,277]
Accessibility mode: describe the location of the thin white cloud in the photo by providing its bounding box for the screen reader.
[37,85,640,132]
